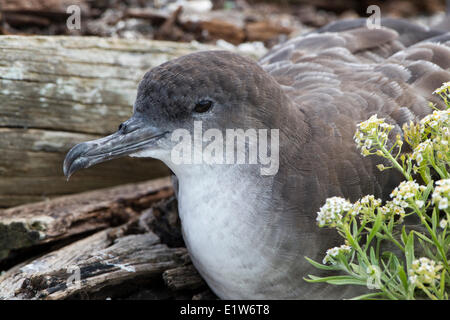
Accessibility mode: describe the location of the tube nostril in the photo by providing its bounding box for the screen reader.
[117,119,143,134]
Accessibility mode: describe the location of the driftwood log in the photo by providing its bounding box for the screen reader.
[0,177,212,300]
[0,35,219,207]
[0,177,172,260]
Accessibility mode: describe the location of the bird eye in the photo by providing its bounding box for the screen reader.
[194,100,213,113]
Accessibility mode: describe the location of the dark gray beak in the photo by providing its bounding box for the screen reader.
[63,118,167,179]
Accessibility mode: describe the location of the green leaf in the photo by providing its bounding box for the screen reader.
[387,216,394,233]
[405,232,415,273]
[350,263,359,273]
[423,181,434,201]
[327,278,368,286]
[432,207,438,233]
[401,226,408,246]
[350,292,385,300]
[305,275,367,286]
[381,251,396,263]
[439,270,446,299]
[367,212,383,248]
[382,251,401,276]
[397,267,409,292]
[345,226,357,248]
[413,230,433,244]
[356,253,368,271]
[444,234,450,247]
[338,254,352,272]
[304,256,341,271]
[369,246,378,266]
[416,236,436,259]
[352,217,358,236]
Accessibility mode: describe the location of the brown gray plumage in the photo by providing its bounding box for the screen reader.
[64,19,450,299]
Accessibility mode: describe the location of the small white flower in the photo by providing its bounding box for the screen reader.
[364,139,373,149]
[354,115,394,157]
[379,200,405,219]
[408,274,418,285]
[415,200,424,208]
[439,219,448,229]
[415,154,423,165]
[390,181,424,208]
[409,257,443,286]
[432,82,450,95]
[411,140,433,166]
[316,197,353,227]
[432,179,450,210]
[323,244,352,264]
[439,197,448,210]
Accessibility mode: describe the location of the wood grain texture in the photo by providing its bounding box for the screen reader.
[0,177,213,300]
[0,227,191,299]
[0,36,217,207]
[163,265,205,291]
[0,177,172,261]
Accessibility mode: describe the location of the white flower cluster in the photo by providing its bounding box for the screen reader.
[411,140,433,166]
[316,197,352,227]
[442,126,450,142]
[353,195,382,218]
[408,257,443,286]
[433,81,450,95]
[360,195,382,206]
[354,115,394,156]
[378,200,406,218]
[390,180,426,208]
[322,244,352,264]
[432,179,449,210]
[353,130,369,148]
[357,115,393,132]
[420,109,449,130]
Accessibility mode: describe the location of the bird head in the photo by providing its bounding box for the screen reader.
[63,50,288,179]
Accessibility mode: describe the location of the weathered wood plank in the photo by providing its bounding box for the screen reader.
[0,180,213,300]
[0,127,170,206]
[0,177,173,261]
[0,36,217,207]
[0,227,190,299]
[0,36,216,133]
[163,265,205,291]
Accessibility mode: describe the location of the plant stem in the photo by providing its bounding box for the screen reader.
[411,204,449,271]
[378,140,412,180]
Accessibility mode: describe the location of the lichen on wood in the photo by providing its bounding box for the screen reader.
[0,36,216,207]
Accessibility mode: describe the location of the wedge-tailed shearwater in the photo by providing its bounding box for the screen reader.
[64,18,450,299]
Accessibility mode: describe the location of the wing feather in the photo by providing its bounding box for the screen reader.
[261,20,449,202]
